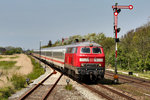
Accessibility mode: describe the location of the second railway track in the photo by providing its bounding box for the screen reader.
[81,83,135,100]
[19,69,63,100]
[105,71,150,88]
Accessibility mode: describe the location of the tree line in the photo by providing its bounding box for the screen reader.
[0,46,23,55]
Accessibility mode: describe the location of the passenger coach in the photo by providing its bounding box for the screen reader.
[33,42,105,80]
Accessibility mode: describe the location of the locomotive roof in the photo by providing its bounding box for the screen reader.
[34,42,101,51]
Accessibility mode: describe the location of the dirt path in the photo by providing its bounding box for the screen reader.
[15,54,33,75]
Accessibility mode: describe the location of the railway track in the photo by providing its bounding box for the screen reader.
[105,71,150,88]
[30,55,137,100]
[42,73,63,100]
[97,84,135,100]
[19,70,63,100]
[82,83,135,100]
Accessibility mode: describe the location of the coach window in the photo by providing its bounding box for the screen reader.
[46,52,50,56]
[81,47,90,53]
[67,48,72,53]
[41,52,43,55]
[47,52,52,57]
[43,52,46,55]
[66,48,69,53]
[42,52,44,55]
[49,52,52,57]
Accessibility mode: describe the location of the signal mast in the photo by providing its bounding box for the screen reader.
[112,3,133,83]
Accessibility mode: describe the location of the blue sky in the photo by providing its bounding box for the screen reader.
[0,0,149,49]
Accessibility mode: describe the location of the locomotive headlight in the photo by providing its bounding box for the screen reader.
[94,58,103,62]
[79,58,89,62]
[81,63,84,66]
[99,64,101,67]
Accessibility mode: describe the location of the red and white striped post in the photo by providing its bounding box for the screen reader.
[112,3,133,83]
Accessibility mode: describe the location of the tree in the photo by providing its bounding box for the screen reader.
[48,40,52,47]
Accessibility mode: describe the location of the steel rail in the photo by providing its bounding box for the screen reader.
[106,71,150,83]
[98,84,135,100]
[82,83,113,100]
[19,72,54,100]
[105,72,150,87]
[42,73,63,100]
[30,54,135,100]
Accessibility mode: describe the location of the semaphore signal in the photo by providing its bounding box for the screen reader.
[114,12,118,16]
[112,5,133,10]
[129,5,133,10]
[112,3,133,83]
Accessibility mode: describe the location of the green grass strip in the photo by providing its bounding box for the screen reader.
[9,56,19,59]
[27,57,45,80]
[0,61,16,69]
[0,56,5,59]
[11,74,26,90]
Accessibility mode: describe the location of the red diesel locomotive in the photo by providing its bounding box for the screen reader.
[33,42,105,80]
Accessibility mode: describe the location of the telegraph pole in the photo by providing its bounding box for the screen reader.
[112,3,133,83]
[39,40,42,67]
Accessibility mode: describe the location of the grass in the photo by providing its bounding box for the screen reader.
[0,73,26,99]
[106,67,150,80]
[0,87,15,100]
[9,56,19,59]
[0,55,45,99]
[11,74,26,90]
[0,61,16,69]
[138,71,150,79]
[119,69,150,80]
[0,56,4,59]
[0,56,6,59]
[112,84,150,100]
[16,66,21,70]
[65,84,73,91]
[112,84,143,96]
[27,56,45,80]
[0,79,4,82]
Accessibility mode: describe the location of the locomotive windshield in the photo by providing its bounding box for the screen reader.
[92,47,101,54]
[81,47,90,53]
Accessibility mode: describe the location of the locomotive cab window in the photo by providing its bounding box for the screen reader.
[81,47,90,53]
[92,47,101,54]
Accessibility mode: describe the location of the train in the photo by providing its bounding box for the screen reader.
[32,41,105,81]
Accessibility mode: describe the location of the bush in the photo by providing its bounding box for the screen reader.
[4,47,23,55]
[0,87,15,100]
[65,84,73,91]
[11,74,26,90]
